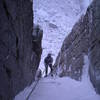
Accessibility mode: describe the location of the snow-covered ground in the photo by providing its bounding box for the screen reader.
[29,78,100,100]
[14,55,100,100]
[15,77,100,100]
[33,0,92,73]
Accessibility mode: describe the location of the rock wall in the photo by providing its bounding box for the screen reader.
[54,14,89,81]
[54,0,100,93]
[88,0,100,94]
[0,0,42,100]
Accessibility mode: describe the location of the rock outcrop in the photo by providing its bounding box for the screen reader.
[0,0,42,100]
[88,0,100,94]
[54,14,89,81]
[54,0,100,94]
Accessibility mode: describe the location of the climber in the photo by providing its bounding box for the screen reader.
[44,53,53,77]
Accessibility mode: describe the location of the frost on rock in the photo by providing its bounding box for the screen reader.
[82,55,89,81]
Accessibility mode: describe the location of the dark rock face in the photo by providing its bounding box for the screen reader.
[32,25,43,78]
[54,0,100,93]
[88,0,100,94]
[0,0,42,100]
[54,15,89,81]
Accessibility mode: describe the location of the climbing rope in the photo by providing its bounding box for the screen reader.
[26,78,40,100]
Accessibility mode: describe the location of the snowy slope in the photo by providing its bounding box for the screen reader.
[33,0,92,73]
[29,78,100,100]
[28,55,100,100]
[15,77,100,100]
[14,55,100,100]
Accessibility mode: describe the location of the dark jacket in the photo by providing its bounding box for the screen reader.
[44,55,53,65]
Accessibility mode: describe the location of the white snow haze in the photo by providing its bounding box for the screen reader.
[33,0,92,73]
